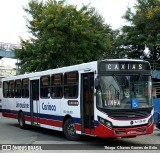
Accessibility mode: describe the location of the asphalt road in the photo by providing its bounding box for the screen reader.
[0,113,160,153]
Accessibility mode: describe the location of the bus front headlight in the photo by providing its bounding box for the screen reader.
[98,116,113,129]
[148,116,153,126]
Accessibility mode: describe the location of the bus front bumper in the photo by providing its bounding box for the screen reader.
[95,122,154,138]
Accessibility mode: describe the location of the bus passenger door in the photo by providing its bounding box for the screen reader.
[81,72,94,135]
[30,79,40,125]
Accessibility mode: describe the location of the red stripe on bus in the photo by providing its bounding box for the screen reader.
[3,112,18,119]
[33,117,63,128]
[84,128,95,135]
[75,123,81,131]
[3,112,82,131]
[24,115,31,121]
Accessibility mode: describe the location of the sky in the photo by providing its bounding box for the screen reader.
[0,0,136,68]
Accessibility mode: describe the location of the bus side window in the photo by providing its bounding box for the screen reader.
[3,81,9,98]
[22,78,29,98]
[9,80,14,98]
[15,79,21,98]
[51,73,63,98]
[64,72,78,98]
[40,75,50,98]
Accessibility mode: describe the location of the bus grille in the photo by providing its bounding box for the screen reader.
[114,126,147,135]
[108,111,150,120]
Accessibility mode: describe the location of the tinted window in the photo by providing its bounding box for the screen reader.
[40,76,50,98]
[64,72,78,98]
[9,80,14,98]
[3,81,8,98]
[51,74,63,98]
[22,78,29,98]
[15,79,21,98]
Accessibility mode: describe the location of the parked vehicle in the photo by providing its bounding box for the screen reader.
[2,59,154,140]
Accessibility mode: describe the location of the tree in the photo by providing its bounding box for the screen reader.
[119,0,160,60]
[15,0,113,73]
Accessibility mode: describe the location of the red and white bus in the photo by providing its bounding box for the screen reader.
[2,59,154,140]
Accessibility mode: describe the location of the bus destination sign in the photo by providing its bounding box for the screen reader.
[99,62,150,72]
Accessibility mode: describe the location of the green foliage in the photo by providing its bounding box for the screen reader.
[118,0,160,60]
[15,0,113,73]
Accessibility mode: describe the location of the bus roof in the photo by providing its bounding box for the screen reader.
[100,59,149,63]
[2,59,150,81]
[2,60,97,81]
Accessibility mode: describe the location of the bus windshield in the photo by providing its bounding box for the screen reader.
[96,75,152,109]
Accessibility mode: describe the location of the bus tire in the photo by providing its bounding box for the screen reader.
[18,112,25,129]
[64,118,81,141]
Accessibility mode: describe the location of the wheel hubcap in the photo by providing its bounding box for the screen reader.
[67,123,76,136]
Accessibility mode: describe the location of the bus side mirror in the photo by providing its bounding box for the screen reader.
[95,78,100,89]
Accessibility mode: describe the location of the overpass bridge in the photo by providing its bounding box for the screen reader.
[0,42,21,59]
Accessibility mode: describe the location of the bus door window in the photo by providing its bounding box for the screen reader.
[32,80,39,100]
[83,72,94,129]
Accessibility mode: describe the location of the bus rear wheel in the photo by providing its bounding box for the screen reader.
[64,118,81,141]
[18,112,25,129]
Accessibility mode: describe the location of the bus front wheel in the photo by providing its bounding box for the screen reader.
[64,118,80,141]
[18,112,25,129]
